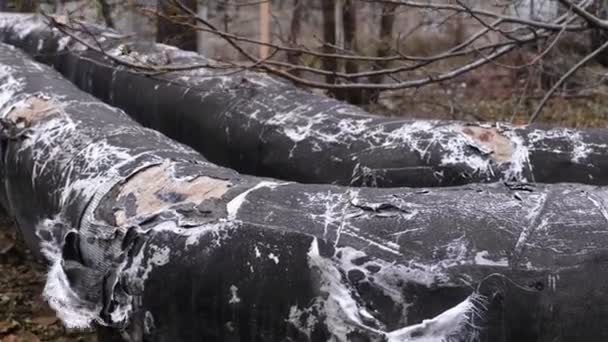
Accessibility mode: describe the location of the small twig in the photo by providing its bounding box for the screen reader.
[556,0,608,30]
[41,11,237,74]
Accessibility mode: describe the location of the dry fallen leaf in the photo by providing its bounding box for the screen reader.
[0,320,19,334]
[1,334,18,342]
[15,331,40,342]
[30,316,57,327]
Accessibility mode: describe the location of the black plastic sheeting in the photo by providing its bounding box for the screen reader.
[1,14,608,187]
[3,43,608,341]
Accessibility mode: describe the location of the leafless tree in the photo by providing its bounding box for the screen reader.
[98,0,114,28]
[41,0,608,122]
[367,1,398,103]
[590,0,608,65]
[321,0,339,88]
[341,0,364,104]
[286,0,303,76]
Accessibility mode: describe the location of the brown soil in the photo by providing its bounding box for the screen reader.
[0,215,96,342]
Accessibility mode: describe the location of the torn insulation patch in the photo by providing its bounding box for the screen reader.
[461,126,514,163]
[5,95,61,123]
[113,163,231,225]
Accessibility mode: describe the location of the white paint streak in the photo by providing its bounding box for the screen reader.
[0,13,44,40]
[0,65,25,115]
[305,239,482,341]
[514,193,548,257]
[229,285,241,304]
[474,251,509,267]
[587,193,608,224]
[385,294,484,342]
[268,252,279,264]
[36,218,102,329]
[226,181,287,220]
[57,36,71,51]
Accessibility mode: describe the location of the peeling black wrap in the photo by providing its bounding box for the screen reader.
[1,14,608,187]
[3,43,608,341]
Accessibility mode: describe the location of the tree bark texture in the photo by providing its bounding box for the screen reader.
[0,0,37,12]
[341,0,364,105]
[590,0,608,66]
[3,42,608,341]
[286,0,302,77]
[1,14,608,189]
[322,0,338,87]
[367,2,398,103]
[156,0,197,51]
[98,0,114,29]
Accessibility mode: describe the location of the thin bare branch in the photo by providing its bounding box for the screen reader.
[529,38,608,123]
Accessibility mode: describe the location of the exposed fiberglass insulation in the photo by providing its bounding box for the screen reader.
[3,43,608,342]
[1,14,608,188]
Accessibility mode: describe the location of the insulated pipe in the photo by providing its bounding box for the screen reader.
[2,44,608,341]
[0,14,607,187]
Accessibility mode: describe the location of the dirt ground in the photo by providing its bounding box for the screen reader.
[0,215,96,342]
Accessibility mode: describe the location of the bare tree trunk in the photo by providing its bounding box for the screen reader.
[375,4,398,71]
[286,0,303,77]
[333,0,347,101]
[126,0,152,39]
[328,0,363,104]
[23,0,39,11]
[196,0,208,55]
[342,0,363,104]
[334,0,344,64]
[54,0,65,14]
[221,0,231,32]
[9,0,38,11]
[98,0,115,28]
[259,0,270,59]
[591,0,608,66]
[322,0,338,87]
[156,0,198,51]
[368,3,398,103]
